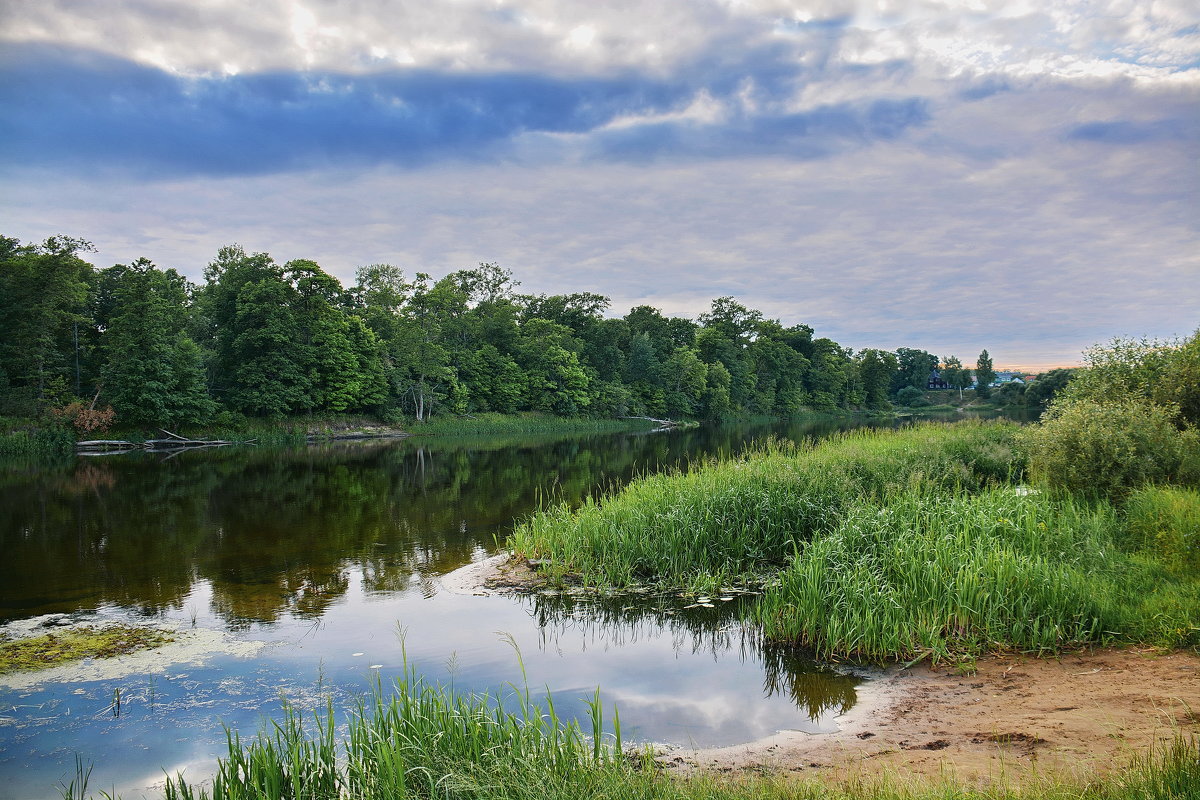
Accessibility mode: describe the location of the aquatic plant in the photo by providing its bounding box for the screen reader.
[0,624,174,674]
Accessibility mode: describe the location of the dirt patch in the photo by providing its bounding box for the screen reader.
[440,553,560,595]
[668,647,1200,785]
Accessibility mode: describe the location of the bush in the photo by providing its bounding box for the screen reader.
[894,386,928,407]
[1021,399,1186,495]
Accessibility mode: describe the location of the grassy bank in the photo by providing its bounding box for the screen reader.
[512,422,1199,661]
[95,675,1198,800]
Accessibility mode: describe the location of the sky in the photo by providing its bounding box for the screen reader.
[2,1,1198,369]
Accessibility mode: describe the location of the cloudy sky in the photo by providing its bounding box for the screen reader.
[2,1,1197,368]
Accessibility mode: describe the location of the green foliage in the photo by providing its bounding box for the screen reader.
[892,347,939,395]
[0,236,95,413]
[1056,332,1199,428]
[1022,398,1187,495]
[1125,486,1200,572]
[894,385,928,407]
[856,349,898,409]
[1023,367,1074,409]
[0,231,1050,428]
[512,418,1198,661]
[98,259,215,426]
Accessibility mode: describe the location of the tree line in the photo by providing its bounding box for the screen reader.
[0,234,1002,429]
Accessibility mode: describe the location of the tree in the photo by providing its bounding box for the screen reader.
[99,258,215,426]
[1024,368,1074,409]
[974,350,995,399]
[941,355,973,401]
[0,236,96,412]
[662,346,708,418]
[892,348,939,396]
[857,349,898,409]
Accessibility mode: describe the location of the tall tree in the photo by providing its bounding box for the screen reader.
[974,349,995,399]
[99,258,215,425]
[941,355,973,400]
[857,349,899,409]
[0,236,96,411]
[892,347,939,396]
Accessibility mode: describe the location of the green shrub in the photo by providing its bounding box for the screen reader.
[895,386,928,407]
[1021,399,1186,495]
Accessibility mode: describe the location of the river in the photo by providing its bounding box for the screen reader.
[0,413,1007,799]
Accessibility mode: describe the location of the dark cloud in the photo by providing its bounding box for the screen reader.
[1067,117,1197,144]
[0,41,929,177]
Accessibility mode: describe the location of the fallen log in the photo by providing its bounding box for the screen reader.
[76,440,137,449]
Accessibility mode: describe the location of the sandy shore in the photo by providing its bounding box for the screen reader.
[452,553,1200,783]
[670,647,1199,784]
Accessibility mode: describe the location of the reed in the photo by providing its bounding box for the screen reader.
[512,420,1198,660]
[511,422,1025,591]
[0,427,74,458]
[161,662,625,800]
[756,489,1126,660]
[143,696,1197,800]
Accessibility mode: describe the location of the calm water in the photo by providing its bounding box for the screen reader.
[0,415,994,799]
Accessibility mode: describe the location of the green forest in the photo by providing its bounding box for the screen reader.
[1,235,1005,431]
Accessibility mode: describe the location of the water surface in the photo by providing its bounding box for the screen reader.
[0,415,992,798]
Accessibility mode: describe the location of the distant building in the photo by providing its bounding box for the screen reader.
[927,369,951,390]
[992,371,1025,386]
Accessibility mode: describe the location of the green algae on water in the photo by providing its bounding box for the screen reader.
[0,624,175,674]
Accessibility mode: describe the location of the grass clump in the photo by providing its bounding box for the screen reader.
[136,683,1199,800]
[1126,486,1200,572]
[161,662,627,800]
[0,624,174,674]
[0,427,74,458]
[511,422,1024,591]
[512,419,1199,661]
[756,490,1124,661]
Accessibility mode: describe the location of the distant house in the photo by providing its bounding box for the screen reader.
[927,369,951,390]
[992,371,1025,386]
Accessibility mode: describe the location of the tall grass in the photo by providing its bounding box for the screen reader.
[160,662,624,800]
[0,427,75,460]
[512,420,1198,660]
[511,422,1024,591]
[137,693,1198,800]
[756,489,1125,661]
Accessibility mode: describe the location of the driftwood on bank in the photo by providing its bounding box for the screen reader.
[618,415,685,428]
[76,433,237,452]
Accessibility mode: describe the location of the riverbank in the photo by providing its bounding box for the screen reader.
[674,646,1200,785]
[0,412,674,458]
[450,553,1200,783]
